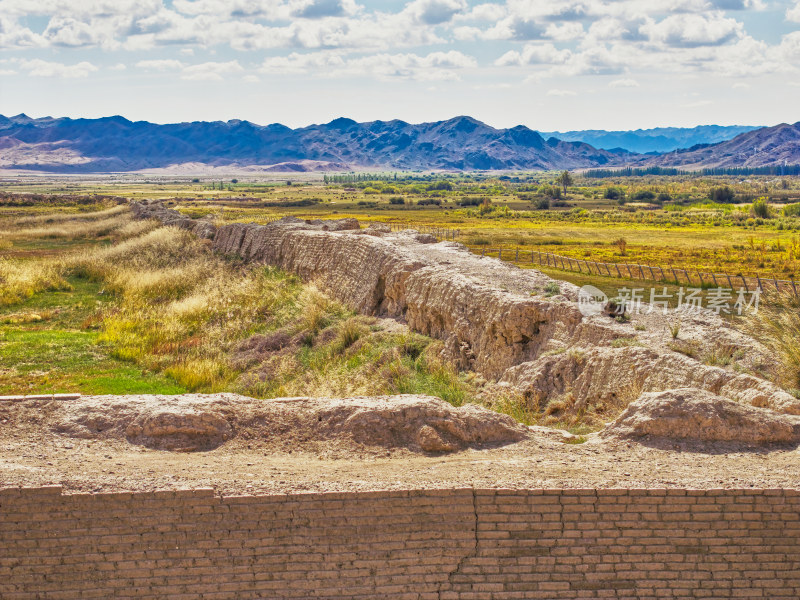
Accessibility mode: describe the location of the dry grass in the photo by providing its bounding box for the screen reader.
[0,258,71,307]
[0,210,133,241]
[13,204,128,226]
[745,290,800,390]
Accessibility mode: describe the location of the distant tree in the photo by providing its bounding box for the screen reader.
[231,179,238,184]
[556,171,573,196]
[191,178,200,183]
[612,237,628,255]
[710,186,735,203]
[604,187,623,200]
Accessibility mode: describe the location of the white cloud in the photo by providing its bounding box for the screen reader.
[641,13,743,47]
[0,15,44,48]
[495,43,571,66]
[789,2,800,23]
[343,50,476,81]
[18,58,98,78]
[609,78,639,87]
[181,60,244,80]
[260,51,346,74]
[136,59,185,71]
[109,63,127,70]
[547,88,577,96]
[404,0,467,25]
[261,49,475,81]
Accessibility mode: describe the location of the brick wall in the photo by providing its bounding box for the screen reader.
[2,486,799,599]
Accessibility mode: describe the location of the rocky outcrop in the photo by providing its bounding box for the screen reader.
[501,346,800,415]
[602,388,800,445]
[52,393,527,454]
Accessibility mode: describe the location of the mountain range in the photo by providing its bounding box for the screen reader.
[539,125,759,154]
[641,122,800,169]
[0,114,797,173]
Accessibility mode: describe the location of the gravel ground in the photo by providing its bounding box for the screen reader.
[2,398,799,495]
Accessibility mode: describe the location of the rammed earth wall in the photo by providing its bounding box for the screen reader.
[2,486,800,599]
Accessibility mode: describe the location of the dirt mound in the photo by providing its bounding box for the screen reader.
[52,394,527,453]
[602,387,800,445]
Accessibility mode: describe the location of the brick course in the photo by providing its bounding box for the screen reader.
[2,487,799,599]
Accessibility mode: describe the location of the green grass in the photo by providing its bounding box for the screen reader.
[0,276,185,395]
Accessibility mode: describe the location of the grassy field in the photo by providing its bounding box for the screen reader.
[0,202,482,417]
[2,173,799,429]
[13,171,790,280]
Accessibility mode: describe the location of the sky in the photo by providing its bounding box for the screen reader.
[0,0,799,131]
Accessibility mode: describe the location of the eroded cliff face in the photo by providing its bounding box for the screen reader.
[131,201,799,417]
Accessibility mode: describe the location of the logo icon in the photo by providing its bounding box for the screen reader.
[577,285,608,317]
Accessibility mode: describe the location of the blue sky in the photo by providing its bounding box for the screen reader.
[1,0,799,130]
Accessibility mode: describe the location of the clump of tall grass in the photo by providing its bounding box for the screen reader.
[67,227,204,281]
[0,258,71,307]
[13,204,127,227]
[1,212,133,241]
[744,290,800,389]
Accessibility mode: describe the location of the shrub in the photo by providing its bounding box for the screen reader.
[533,198,550,210]
[604,187,623,200]
[751,197,771,219]
[784,203,800,218]
[631,190,655,201]
[388,196,405,205]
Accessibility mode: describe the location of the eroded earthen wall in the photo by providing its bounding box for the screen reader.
[2,486,800,599]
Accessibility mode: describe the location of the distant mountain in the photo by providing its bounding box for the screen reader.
[0,114,635,173]
[640,122,800,168]
[539,125,760,153]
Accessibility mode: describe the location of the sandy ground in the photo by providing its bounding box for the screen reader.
[2,401,799,495]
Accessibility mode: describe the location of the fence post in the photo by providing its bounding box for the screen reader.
[498,249,502,260]
[756,275,763,291]
[515,248,519,262]
[741,275,748,292]
[725,274,734,290]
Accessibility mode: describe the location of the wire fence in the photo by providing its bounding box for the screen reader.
[387,222,462,241]
[467,246,799,296]
[257,215,797,297]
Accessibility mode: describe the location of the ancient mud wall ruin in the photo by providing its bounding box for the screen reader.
[130,202,799,416]
[3,485,800,599]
